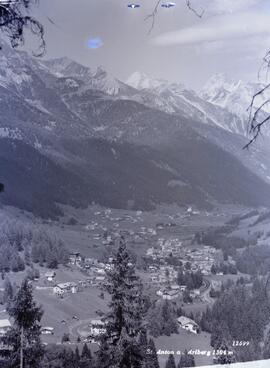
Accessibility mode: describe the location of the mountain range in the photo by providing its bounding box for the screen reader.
[1,41,270,217]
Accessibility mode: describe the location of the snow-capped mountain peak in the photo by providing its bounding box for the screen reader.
[90,66,123,95]
[200,73,270,116]
[126,71,167,90]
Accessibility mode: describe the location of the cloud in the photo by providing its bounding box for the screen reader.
[152,12,270,47]
[197,34,270,55]
[208,0,262,14]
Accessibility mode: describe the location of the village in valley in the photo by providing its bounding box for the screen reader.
[0,203,255,366]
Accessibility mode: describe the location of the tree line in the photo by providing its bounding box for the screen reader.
[0,221,69,274]
[200,278,270,363]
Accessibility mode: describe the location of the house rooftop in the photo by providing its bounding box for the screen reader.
[178,316,198,326]
[0,319,11,328]
[45,271,56,277]
[41,326,54,331]
[57,282,77,289]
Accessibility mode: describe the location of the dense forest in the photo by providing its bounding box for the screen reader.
[0,221,69,273]
[200,278,270,362]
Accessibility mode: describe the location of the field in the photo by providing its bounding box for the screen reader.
[34,286,109,344]
[155,329,213,367]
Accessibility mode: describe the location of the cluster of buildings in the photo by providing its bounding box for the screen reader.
[83,208,164,249]
[144,239,222,303]
[146,240,221,276]
[44,253,112,297]
[148,264,200,302]
[69,252,110,273]
[146,238,183,260]
[78,319,107,343]
[156,284,185,300]
[184,246,221,275]
[149,265,178,285]
[155,283,201,302]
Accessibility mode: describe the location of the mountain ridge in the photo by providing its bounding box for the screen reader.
[1,43,270,216]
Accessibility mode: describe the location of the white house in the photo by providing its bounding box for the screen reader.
[95,276,106,285]
[0,319,11,337]
[156,289,164,297]
[162,290,179,300]
[177,316,199,334]
[41,327,54,335]
[53,282,78,296]
[95,268,106,275]
[88,320,106,337]
[45,271,56,282]
[190,289,201,297]
[69,252,82,266]
[179,285,187,291]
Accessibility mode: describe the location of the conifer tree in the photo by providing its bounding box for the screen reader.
[4,278,44,368]
[75,346,80,364]
[161,300,178,336]
[147,299,178,337]
[178,350,195,367]
[214,339,236,365]
[24,246,32,267]
[97,236,144,368]
[139,329,148,367]
[96,336,111,368]
[165,354,176,368]
[264,329,270,359]
[80,343,93,368]
[3,276,14,304]
[146,338,160,368]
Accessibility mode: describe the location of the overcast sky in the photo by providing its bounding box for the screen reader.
[29,0,270,90]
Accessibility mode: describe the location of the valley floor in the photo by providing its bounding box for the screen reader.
[0,203,268,367]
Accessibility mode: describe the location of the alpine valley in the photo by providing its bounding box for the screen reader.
[1,42,270,218]
[3,36,270,368]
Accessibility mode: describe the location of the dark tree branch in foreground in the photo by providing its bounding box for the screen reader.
[0,0,45,56]
[144,0,162,35]
[145,0,203,34]
[185,0,204,18]
[244,51,270,149]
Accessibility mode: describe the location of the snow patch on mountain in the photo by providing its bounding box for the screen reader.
[127,72,168,90]
[65,78,80,88]
[126,71,248,134]
[93,125,107,132]
[42,57,124,95]
[87,66,122,95]
[126,71,186,93]
[25,99,52,115]
[0,127,22,140]
[0,56,32,88]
